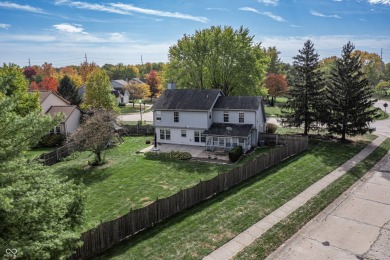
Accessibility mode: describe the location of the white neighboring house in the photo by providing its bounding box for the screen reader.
[151,89,267,152]
[39,91,81,137]
[110,80,130,104]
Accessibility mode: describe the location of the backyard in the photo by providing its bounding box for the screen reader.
[74,135,376,259]
[51,136,245,231]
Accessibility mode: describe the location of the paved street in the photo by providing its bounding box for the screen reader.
[372,99,390,137]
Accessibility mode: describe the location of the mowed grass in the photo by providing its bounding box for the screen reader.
[235,138,390,260]
[95,137,371,259]
[51,136,231,231]
[24,147,55,160]
[264,96,287,117]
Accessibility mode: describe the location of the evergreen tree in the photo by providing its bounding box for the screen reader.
[326,42,378,141]
[58,75,82,106]
[282,40,325,135]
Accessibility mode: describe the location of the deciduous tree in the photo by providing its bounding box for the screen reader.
[39,76,59,92]
[264,73,288,106]
[69,109,117,165]
[282,40,325,135]
[83,69,117,110]
[326,42,378,141]
[146,70,161,100]
[164,26,268,96]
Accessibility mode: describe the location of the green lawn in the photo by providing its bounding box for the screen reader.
[264,96,287,117]
[95,137,372,259]
[23,147,56,160]
[235,138,390,259]
[51,136,231,231]
[118,105,152,114]
[375,107,389,120]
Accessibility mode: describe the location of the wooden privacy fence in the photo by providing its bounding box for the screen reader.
[70,135,308,259]
[122,124,155,136]
[39,143,78,166]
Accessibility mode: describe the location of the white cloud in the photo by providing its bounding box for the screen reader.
[206,7,229,11]
[239,7,285,22]
[0,23,10,29]
[110,3,208,23]
[0,1,46,14]
[367,0,390,5]
[310,10,341,18]
[54,0,131,15]
[360,18,367,21]
[258,0,279,6]
[53,23,84,33]
[55,0,208,23]
[291,24,301,28]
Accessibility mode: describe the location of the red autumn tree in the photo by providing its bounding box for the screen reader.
[264,73,288,106]
[145,70,161,100]
[40,76,59,92]
[23,67,37,81]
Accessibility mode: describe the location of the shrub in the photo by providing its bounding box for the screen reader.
[118,103,126,107]
[145,151,192,161]
[266,123,278,134]
[145,140,151,144]
[229,145,243,163]
[39,134,65,147]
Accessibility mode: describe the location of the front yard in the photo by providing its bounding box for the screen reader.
[93,136,374,259]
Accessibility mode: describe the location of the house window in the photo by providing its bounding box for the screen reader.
[194,131,200,142]
[201,133,206,143]
[166,130,171,140]
[174,111,179,122]
[160,129,165,140]
[160,129,171,140]
[219,138,225,146]
[224,111,229,122]
[156,111,161,122]
[239,112,244,123]
[195,131,206,143]
[181,130,186,137]
[55,126,61,134]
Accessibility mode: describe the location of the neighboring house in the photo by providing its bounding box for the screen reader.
[39,91,81,137]
[110,80,130,104]
[151,89,266,152]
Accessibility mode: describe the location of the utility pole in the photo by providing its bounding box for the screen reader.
[141,55,143,66]
[28,58,31,67]
[84,53,88,64]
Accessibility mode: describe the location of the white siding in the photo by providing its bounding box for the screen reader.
[41,93,68,113]
[212,110,256,125]
[155,127,207,147]
[65,109,81,134]
[154,111,208,129]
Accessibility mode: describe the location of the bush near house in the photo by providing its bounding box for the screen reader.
[229,145,243,162]
[145,151,192,160]
[38,134,65,147]
[266,123,278,134]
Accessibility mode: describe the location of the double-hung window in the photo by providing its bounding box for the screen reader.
[223,111,229,122]
[160,129,171,140]
[174,111,179,122]
[156,111,161,122]
[181,130,186,137]
[239,112,244,123]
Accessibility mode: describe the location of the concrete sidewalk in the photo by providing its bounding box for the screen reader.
[204,135,387,260]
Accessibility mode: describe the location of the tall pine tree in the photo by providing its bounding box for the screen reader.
[58,75,82,106]
[326,42,378,141]
[282,40,325,135]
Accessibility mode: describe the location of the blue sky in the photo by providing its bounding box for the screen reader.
[0,0,389,67]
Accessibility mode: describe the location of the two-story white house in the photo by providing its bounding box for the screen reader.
[151,89,266,152]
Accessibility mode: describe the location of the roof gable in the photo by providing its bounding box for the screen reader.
[38,90,70,105]
[213,96,261,110]
[46,105,79,122]
[152,89,222,111]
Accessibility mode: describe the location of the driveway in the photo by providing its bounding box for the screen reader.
[118,110,153,122]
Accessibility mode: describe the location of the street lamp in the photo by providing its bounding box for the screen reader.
[384,102,388,113]
[139,99,142,123]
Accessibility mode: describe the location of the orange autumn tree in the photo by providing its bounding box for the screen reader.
[145,70,161,100]
[40,76,59,92]
[264,73,288,106]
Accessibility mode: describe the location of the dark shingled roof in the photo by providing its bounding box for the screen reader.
[46,106,78,122]
[213,96,261,110]
[203,123,253,137]
[152,89,222,111]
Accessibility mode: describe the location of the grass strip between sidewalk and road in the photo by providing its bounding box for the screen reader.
[95,137,374,259]
[235,138,390,260]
